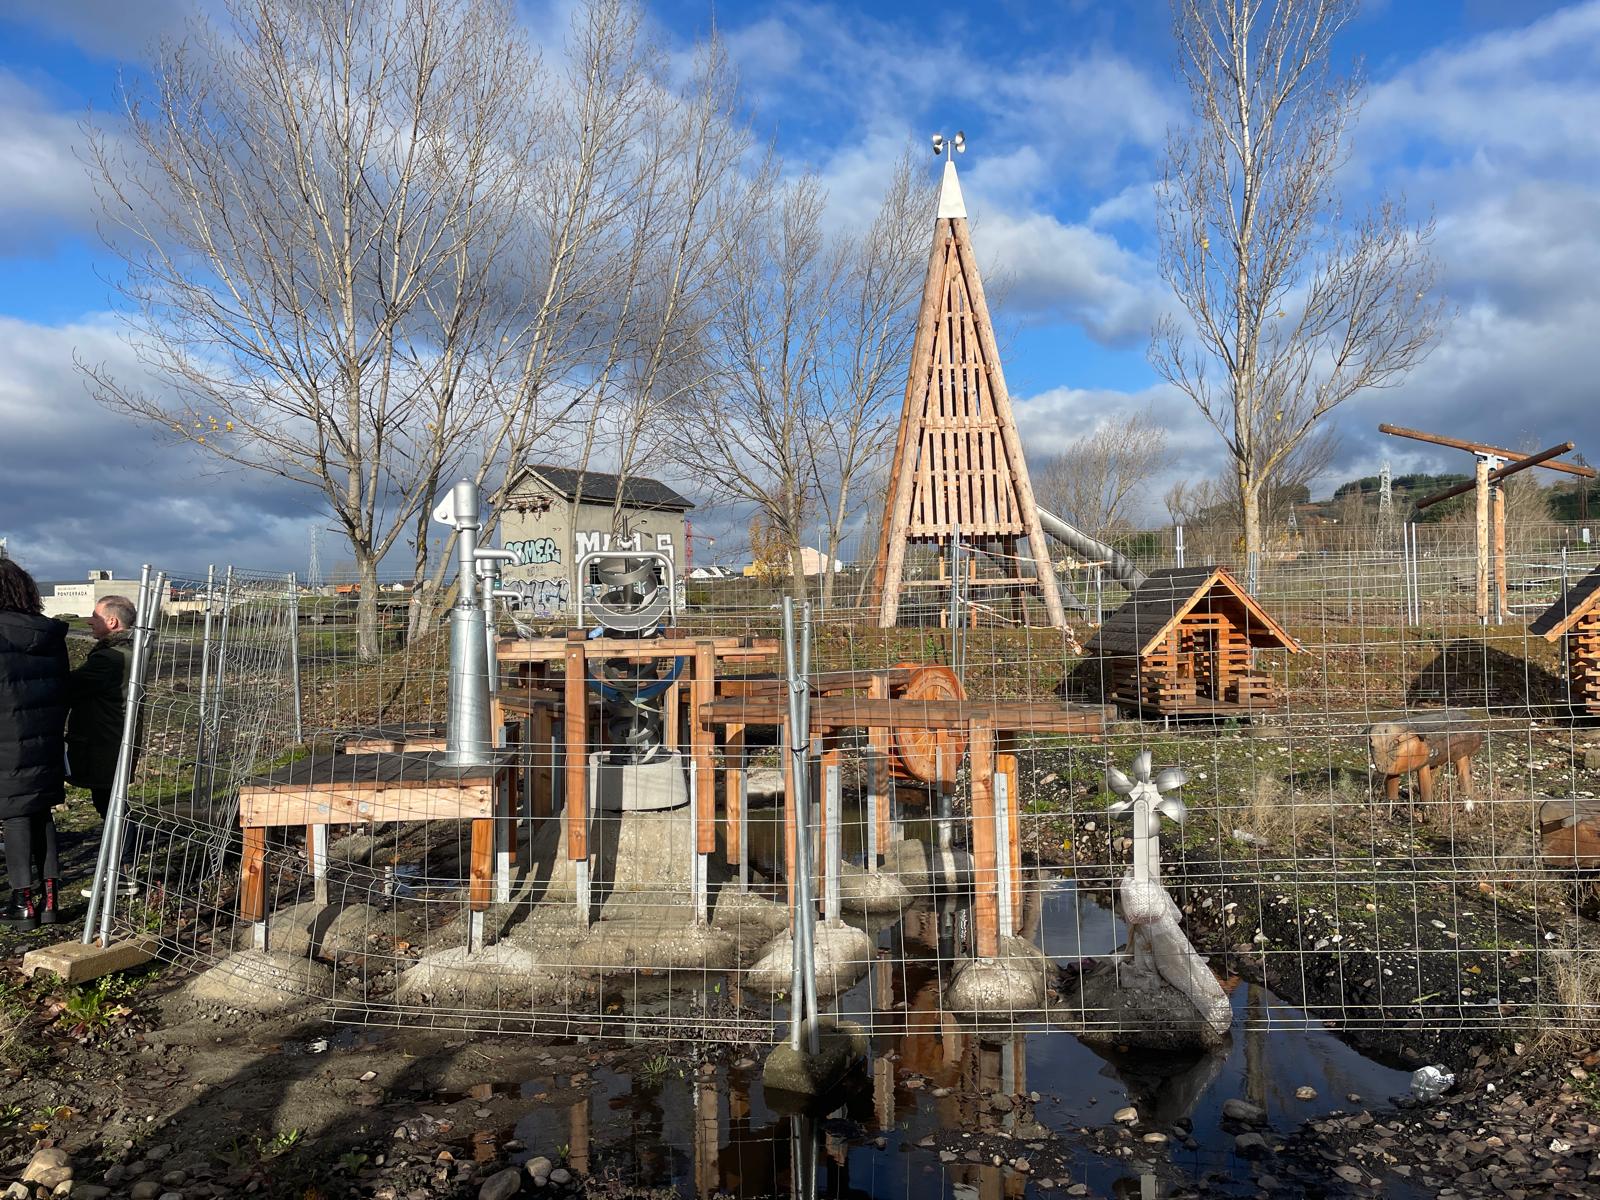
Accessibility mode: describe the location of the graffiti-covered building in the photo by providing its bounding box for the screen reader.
[498,464,694,619]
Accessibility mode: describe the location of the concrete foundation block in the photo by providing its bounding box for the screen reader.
[592,751,690,813]
[21,936,159,985]
[882,837,972,894]
[744,920,873,1000]
[762,1019,869,1098]
[1076,957,1232,1052]
[395,942,586,1009]
[944,935,1051,1016]
[183,949,336,1015]
[836,859,912,916]
[265,901,389,961]
[530,802,703,897]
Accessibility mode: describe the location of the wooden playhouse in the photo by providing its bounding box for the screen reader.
[1084,565,1302,717]
[1529,565,1600,716]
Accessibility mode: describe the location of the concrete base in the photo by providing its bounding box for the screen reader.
[882,837,971,894]
[21,936,159,984]
[709,888,794,960]
[592,751,690,812]
[184,949,336,1015]
[510,897,737,974]
[836,859,912,916]
[762,1018,869,1098]
[530,802,701,897]
[745,920,873,1000]
[266,901,389,961]
[944,935,1052,1015]
[1076,957,1231,1051]
[394,942,589,1009]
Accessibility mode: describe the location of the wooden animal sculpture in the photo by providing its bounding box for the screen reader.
[1537,799,1600,869]
[1368,721,1486,813]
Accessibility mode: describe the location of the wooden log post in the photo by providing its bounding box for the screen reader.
[969,722,1000,959]
[724,723,746,875]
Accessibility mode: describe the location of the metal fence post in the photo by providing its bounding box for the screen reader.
[288,572,303,742]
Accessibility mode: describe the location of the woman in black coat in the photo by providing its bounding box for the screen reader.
[0,559,68,929]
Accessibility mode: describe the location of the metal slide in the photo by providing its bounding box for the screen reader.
[1036,506,1148,589]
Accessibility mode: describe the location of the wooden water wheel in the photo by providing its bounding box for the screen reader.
[889,662,967,786]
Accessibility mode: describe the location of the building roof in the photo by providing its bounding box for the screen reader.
[1084,565,1302,658]
[1529,565,1600,641]
[508,464,694,512]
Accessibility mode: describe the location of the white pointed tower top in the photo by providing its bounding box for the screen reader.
[936,158,966,220]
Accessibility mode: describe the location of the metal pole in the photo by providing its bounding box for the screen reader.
[83,566,151,944]
[797,602,819,1053]
[288,572,303,742]
[781,600,808,1051]
[205,566,235,807]
[190,565,216,807]
[1175,524,1185,569]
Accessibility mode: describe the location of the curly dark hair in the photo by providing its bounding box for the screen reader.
[0,559,44,615]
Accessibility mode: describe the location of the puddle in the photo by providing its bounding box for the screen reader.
[487,879,1418,1198]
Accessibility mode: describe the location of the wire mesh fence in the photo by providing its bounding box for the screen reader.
[96,537,1600,1052]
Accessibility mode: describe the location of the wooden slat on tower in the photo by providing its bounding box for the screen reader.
[872,158,1068,629]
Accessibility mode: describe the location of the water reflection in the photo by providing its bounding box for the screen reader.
[508,879,1413,1197]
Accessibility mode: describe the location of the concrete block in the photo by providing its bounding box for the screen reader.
[944,935,1052,1015]
[592,751,689,813]
[762,1019,869,1098]
[21,936,159,984]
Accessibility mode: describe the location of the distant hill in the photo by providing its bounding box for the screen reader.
[1330,472,1471,501]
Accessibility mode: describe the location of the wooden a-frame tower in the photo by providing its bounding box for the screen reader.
[871,158,1068,628]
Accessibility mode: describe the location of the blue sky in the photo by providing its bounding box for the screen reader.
[1,0,1597,577]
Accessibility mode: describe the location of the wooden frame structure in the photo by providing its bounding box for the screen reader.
[1530,565,1600,716]
[1379,424,1594,622]
[1084,566,1301,717]
[871,159,1067,630]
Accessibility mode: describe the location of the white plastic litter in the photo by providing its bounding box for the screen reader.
[1410,1065,1454,1101]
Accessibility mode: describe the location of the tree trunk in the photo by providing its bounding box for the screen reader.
[355,549,382,662]
[820,525,840,609]
[789,540,809,603]
[1241,473,1264,566]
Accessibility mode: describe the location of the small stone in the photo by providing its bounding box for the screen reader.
[4,1184,29,1200]
[1294,1086,1317,1101]
[939,1150,957,1163]
[1012,1157,1031,1172]
[549,1168,571,1184]
[1347,1093,1362,1103]
[161,1172,187,1188]
[932,1087,951,1098]
[1334,1165,1363,1184]
[477,1168,522,1200]
[25,1150,73,1185]
[1234,1133,1270,1159]
[525,1155,552,1182]
[130,1184,163,1200]
[35,1168,75,1191]
[71,1187,112,1200]
[1223,1098,1266,1124]
[1068,1186,1090,1196]
[1114,1106,1138,1124]
[1141,1132,1168,1145]
[360,1071,379,1082]
[990,1094,1014,1113]
[157,1193,183,1200]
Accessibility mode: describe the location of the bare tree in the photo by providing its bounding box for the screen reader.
[1034,407,1172,543]
[1151,0,1447,563]
[678,157,930,601]
[82,0,537,659]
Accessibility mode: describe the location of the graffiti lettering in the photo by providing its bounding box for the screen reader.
[574,530,676,558]
[503,577,571,617]
[506,537,561,566]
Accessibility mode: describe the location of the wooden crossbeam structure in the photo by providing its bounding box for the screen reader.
[871,158,1067,629]
[1379,424,1595,623]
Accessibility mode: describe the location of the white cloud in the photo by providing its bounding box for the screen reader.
[0,73,104,252]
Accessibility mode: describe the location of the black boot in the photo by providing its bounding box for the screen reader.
[3,888,38,931]
[39,879,60,926]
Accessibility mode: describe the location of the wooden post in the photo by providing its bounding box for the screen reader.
[469,818,494,910]
[564,633,587,863]
[724,723,745,869]
[239,826,267,923]
[1475,458,1491,622]
[1493,481,1508,623]
[969,721,999,959]
[692,640,717,857]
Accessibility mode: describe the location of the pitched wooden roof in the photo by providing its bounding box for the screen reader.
[1529,565,1600,641]
[1083,565,1302,658]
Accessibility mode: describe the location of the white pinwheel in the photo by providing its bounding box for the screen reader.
[1106,752,1190,931]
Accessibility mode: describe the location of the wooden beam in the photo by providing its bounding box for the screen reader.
[692,640,717,856]
[1380,424,1595,478]
[1414,442,1585,510]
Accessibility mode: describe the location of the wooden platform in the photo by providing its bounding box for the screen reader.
[497,634,777,664]
[235,751,519,936]
[698,695,1106,735]
[1110,696,1286,721]
[338,724,448,754]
